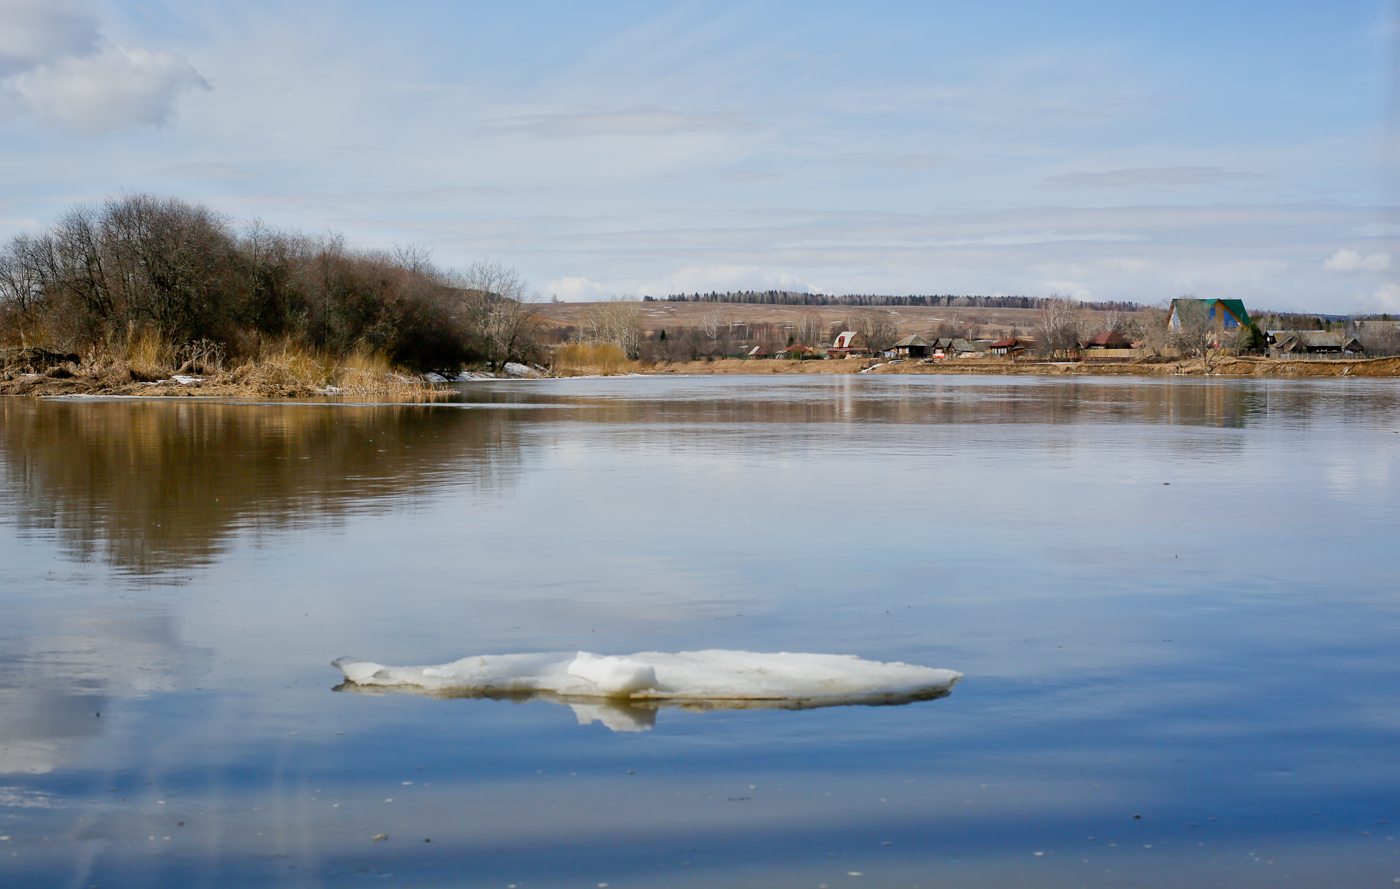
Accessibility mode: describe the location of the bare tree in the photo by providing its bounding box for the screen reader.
[753,322,784,356]
[1168,297,1236,370]
[852,311,899,354]
[1130,303,1170,357]
[699,308,726,341]
[793,311,825,347]
[0,237,48,346]
[1035,296,1083,358]
[1358,319,1400,356]
[458,259,542,369]
[577,299,643,358]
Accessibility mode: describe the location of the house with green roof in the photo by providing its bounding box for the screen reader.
[1167,298,1251,331]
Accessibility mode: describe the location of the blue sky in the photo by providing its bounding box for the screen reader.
[1,0,1396,311]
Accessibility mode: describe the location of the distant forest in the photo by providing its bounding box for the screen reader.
[648,291,1148,312]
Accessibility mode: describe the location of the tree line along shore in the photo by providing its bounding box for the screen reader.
[3,195,1398,396]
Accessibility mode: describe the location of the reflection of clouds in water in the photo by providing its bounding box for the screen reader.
[1323,450,1390,497]
[0,786,60,807]
[0,612,206,774]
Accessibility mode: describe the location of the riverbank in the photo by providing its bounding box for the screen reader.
[6,352,1398,397]
[645,355,1400,377]
[0,348,445,399]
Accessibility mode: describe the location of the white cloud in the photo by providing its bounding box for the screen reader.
[0,0,97,74]
[0,1,207,134]
[1372,283,1400,311]
[1043,280,1091,299]
[636,265,826,297]
[1324,248,1391,272]
[544,267,827,301]
[9,43,207,134]
[545,276,612,302]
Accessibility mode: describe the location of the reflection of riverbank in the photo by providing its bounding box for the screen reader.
[0,399,524,574]
[456,373,1400,432]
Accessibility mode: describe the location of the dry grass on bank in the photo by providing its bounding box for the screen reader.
[1,336,446,399]
[551,342,636,376]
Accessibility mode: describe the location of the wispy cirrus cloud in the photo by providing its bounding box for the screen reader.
[495,106,748,138]
[1045,166,1264,189]
[156,162,255,183]
[879,153,955,171]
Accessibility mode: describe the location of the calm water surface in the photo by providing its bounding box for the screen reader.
[1,375,1398,888]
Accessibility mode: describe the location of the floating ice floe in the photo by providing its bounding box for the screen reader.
[332,650,960,730]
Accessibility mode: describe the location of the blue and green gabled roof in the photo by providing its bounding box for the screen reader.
[1171,298,1251,326]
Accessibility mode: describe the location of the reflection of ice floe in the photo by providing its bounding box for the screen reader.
[570,702,657,732]
[333,650,961,730]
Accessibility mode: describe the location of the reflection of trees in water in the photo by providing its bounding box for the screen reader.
[0,401,524,574]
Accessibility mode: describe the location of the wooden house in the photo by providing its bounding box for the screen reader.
[1167,298,1250,332]
[1267,331,1365,357]
[776,343,817,359]
[891,334,934,358]
[989,337,1032,357]
[827,331,866,358]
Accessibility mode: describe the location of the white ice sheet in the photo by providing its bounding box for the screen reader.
[333,650,961,701]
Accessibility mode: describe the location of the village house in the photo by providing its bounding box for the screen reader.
[988,337,1032,357]
[891,334,934,359]
[1167,298,1251,331]
[775,343,817,359]
[827,331,866,358]
[1079,330,1139,361]
[1266,331,1365,358]
[949,338,988,358]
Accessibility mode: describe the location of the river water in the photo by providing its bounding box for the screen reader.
[1,375,1397,888]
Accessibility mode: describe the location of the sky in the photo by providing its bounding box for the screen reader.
[0,0,1397,312]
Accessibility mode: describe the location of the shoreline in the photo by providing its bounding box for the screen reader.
[4,354,1397,398]
[642,355,1400,378]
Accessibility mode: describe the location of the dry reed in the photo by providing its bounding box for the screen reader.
[551,342,634,376]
